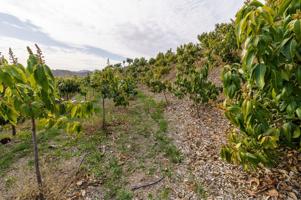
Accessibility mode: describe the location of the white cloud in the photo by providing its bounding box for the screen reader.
[0,37,116,71]
[0,0,244,70]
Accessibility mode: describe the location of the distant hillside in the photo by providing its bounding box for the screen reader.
[52,69,91,77]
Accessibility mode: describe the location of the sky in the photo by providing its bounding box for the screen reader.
[0,0,245,71]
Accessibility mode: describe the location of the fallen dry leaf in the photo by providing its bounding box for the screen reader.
[267,188,278,197]
[249,177,260,190]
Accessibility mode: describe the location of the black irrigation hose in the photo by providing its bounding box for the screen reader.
[131,176,165,191]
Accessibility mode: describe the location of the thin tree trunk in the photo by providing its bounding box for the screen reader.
[31,117,44,199]
[11,125,16,136]
[102,97,105,130]
[163,91,168,105]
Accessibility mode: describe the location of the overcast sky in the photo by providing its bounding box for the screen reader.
[0,0,244,71]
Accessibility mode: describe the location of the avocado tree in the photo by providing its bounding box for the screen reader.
[221,0,301,169]
[173,43,220,116]
[57,77,81,100]
[143,49,177,104]
[198,23,240,64]
[94,67,137,130]
[145,65,172,104]
[0,46,94,199]
[79,74,91,100]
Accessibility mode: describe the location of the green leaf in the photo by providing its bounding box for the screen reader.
[294,20,301,41]
[253,64,266,89]
[283,122,292,142]
[289,39,297,59]
[34,65,49,91]
[243,50,255,70]
[293,127,301,138]
[0,71,14,88]
[278,0,292,16]
[71,105,78,118]
[286,101,297,114]
[296,107,301,119]
[27,54,37,74]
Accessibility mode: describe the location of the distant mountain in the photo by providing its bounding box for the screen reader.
[52,69,92,77]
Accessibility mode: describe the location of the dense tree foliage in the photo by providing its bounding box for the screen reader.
[221,0,301,169]
[57,77,81,100]
[198,23,240,64]
[173,43,220,114]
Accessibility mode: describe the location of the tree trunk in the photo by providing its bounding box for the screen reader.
[31,117,44,199]
[163,91,168,105]
[11,125,16,136]
[102,97,106,130]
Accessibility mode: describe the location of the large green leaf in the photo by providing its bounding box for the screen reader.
[296,107,301,119]
[294,20,301,41]
[282,122,292,142]
[253,64,266,89]
[34,65,49,91]
[293,127,300,138]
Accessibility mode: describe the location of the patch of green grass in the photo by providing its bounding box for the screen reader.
[1,90,182,200]
[0,138,31,174]
[27,159,34,168]
[147,193,154,200]
[138,92,182,164]
[159,187,171,200]
[4,176,16,189]
[0,133,12,140]
[0,128,61,175]
[195,182,207,199]
[116,190,133,200]
[154,128,182,163]
[75,91,181,199]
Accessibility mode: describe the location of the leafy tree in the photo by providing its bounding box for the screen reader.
[145,62,172,104]
[0,46,94,198]
[79,74,91,100]
[90,72,101,97]
[57,77,81,100]
[148,57,156,65]
[147,79,171,104]
[221,0,301,169]
[126,58,133,65]
[125,57,150,80]
[175,64,219,115]
[93,67,137,130]
[198,23,240,64]
[173,43,220,115]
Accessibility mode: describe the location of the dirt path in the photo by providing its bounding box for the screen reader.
[166,98,253,199]
[148,86,301,200]
[160,95,250,199]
